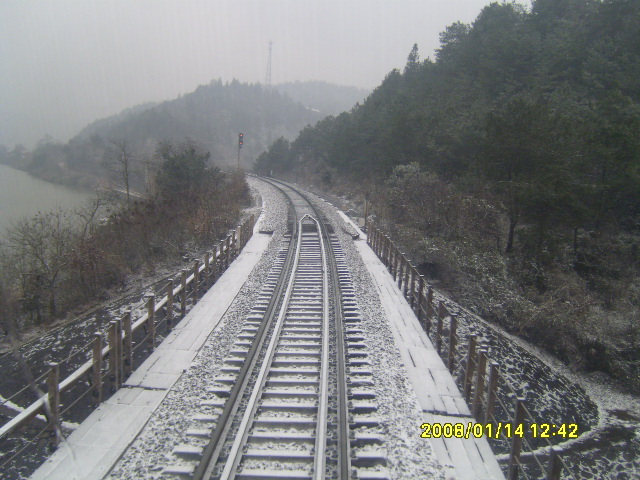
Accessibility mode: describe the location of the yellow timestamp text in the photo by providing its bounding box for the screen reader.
[420,422,579,439]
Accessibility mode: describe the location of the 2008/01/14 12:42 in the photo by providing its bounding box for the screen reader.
[419,422,579,439]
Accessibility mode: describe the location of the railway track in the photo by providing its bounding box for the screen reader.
[161,179,387,480]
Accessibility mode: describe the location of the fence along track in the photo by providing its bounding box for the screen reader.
[0,216,255,473]
[366,221,572,480]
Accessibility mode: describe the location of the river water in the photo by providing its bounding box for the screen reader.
[0,164,94,236]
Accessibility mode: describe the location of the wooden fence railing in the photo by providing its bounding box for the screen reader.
[0,214,255,465]
[366,221,572,480]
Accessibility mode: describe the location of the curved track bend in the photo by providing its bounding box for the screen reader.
[189,178,385,480]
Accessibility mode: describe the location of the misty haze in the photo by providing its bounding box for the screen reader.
[1,1,639,479]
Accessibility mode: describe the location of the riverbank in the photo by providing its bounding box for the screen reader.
[0,163,95,235]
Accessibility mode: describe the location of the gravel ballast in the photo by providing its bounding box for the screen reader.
[108,177,444,479]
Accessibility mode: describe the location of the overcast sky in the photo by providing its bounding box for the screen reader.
[1,0,494,149]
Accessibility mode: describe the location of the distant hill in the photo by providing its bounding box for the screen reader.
[2,79,367,187]
[72,79,328,168]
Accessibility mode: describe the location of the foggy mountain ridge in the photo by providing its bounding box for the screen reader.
[70,79,368,165]
[1,79,367,187]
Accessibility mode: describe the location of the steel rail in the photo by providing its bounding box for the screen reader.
[217,215,329,480]
[259,177,352,479]
[192,189,301,480]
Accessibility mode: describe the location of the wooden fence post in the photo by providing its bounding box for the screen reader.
[547,447,563,480]
[123,310,132,379]
[484,362,500,425]
[416,275,425,324]
[508,398,527,480]
[408,264,415,308]
[181,269,187,316]
[436,301,445,354]
[193,259,200,299]
[225,235,231,268]
[448,314,458,374]
[384,236,391,267]
[108,321,119,392]
[473,348,488,418]
[204,252,211,289]
[166,279,174,331]
[397,253,404,288]
[92,332,102,406]
[403,256,410,297]
[426,286,434,333]
[147,295,156,351]
[47,363,60,447]
[464,334,477,402]
[212,246,219,283]
[116,318,123,386]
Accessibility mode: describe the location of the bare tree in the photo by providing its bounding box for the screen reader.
[104,140,137,209]
[4,210,77,321]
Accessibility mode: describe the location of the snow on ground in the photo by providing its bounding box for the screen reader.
[108,177,444,479]
[108,177,290,478]
[304,189,444,479]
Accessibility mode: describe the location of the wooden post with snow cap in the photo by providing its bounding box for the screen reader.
[47,363,60,447]
[416,275,425,323]
[225,235,231,268]
[193,259,200,299]
[464,334,477,402]
[166,279,174,331]
[508,398,527,480]
[123,309,133,378]
[108,321,119,392]
[204,252,211,288]
[397,253,404,289]
[381,234,386,264]
[211,246,218,283]
[116,318,123,386]
[484,361,499,425]
[473,348,488,418]
[547,447,563,480]
[426,286,434,333]
[448,314,457,374]
[436,301,445,354]
[408,264,416,308]
[180,269,187,316]
[373,226,379,254]
[385,236,391,268]
[147,295,156,351]
[403,258,411,298]
[91,332,102,406]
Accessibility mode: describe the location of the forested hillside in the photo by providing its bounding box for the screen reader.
[0,80,366,188]
[255,0,640,391]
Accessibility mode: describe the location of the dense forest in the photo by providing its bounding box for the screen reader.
[0,80,367,189]
[255,0,640,391]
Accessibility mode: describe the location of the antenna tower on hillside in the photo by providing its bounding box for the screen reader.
[265,41,273,87]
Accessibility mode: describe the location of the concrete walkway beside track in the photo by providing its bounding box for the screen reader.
[30,217,273,480]
[337,211,505,480]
